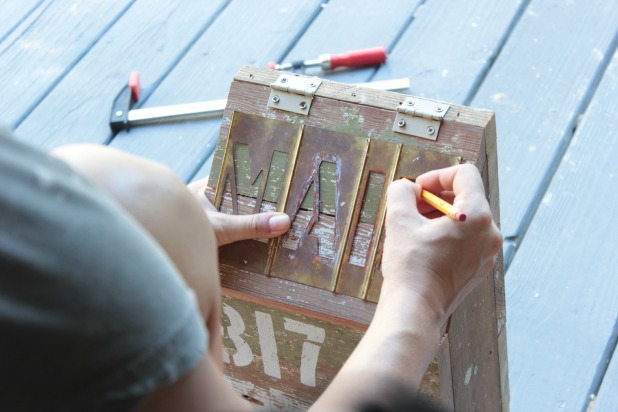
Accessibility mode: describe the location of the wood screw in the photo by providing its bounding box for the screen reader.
[398,119,406,127]
[272,95,280,103]
[299,101,307,110]
[427,126,435,135]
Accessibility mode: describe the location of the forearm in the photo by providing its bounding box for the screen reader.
[311,279,443,411]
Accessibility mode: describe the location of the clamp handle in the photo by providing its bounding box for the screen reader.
[110,71,141,134]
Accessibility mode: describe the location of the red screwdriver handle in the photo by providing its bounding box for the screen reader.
[328,46,387,70]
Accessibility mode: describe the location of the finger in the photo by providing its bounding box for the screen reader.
[385,179,424,228]
[417,164,486,213]
[208,211,291,246]
[417,190,455,215]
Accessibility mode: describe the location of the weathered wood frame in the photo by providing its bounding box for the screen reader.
[207,66,508,411]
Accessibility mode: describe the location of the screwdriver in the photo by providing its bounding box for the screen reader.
[268,46,387,71]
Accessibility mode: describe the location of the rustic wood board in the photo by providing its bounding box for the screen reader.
[108,0,325,181]
[0,0,133,129]
[592,347,618,411]
[15,0,230,150]
[206,67,506,411]
[372,0,524,104]
[470,0,618,253]
[505,48,618,411]
[220,288,444,409]
[0,0,43,44]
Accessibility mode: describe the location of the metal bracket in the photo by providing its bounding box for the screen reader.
[268,75,322,115]
[392,97,450,140]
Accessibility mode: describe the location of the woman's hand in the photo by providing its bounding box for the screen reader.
[187,178,291,246]
[381,164,503,325]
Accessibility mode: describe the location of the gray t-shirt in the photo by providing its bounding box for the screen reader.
[0,130,207,411]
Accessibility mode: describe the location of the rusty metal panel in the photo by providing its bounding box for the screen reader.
[215,111,302,275]
[270,126,369,291]
[335,140,400,298]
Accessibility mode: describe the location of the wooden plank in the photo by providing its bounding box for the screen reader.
[0,0,43,43]
[372,0,524,104]
[14,0,230,150]
[505,47,618,411]
[108,0,325,181]
[470,0,618,240]
[0,0,134,129]
[593,345,618,411]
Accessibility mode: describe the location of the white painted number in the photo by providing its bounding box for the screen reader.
[222,303,253,367]
[221,304,326,387]
[283,318,326,387]
[255,311,282,379]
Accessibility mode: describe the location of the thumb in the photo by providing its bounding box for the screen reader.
[207,211,291,246]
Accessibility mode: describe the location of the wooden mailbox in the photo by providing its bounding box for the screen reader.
[206,66,508,411]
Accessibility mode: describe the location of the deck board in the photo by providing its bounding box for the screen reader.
[108,0,324,181]
[594,343,618,411]
[470,0,618,247]
[372,0,524,104]
[14,0,230,150]
[0,0,44,43]
[505,46,618,412]
[0,0,134,129]
[276,0,422,85]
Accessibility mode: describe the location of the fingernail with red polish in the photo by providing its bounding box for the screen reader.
[268,214,291,233]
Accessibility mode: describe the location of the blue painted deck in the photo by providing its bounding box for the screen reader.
[2,1,617,410]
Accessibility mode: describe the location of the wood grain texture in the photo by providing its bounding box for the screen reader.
[471,0,618,240]
[0,0,133,129]
[592,347,618,411]
[108,0,324,181]
[0,0,43,44]
[15,0,229,150]
[506,48,618,411]
[372,0,523,104]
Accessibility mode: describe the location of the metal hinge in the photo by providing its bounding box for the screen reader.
[392,97,450,140]
[268,75,322,115]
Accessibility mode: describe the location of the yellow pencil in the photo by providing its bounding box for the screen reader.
[402,178,466,222]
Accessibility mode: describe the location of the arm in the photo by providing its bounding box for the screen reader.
[311,164,503,411]
[52,145,290,412]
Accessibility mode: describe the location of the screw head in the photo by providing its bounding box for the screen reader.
[436,106,443,112]
[272,95,280,103]
[407,101,415,106]
[426,126,436,135]
[299,101,307,110]
[397,119,406,127]
[281,77,288,83]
